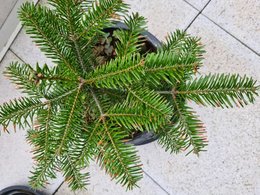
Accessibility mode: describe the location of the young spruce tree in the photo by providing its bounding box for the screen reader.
[0,0,258,191]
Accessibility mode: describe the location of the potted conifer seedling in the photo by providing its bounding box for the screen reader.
[0,0,258,192]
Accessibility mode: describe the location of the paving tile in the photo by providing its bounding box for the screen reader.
[184,0,210,10]
[125,0,198,40]
[0,0,39,61]
[55,162,169,195]
[0,51,63,194]
[0,0,17,28]
[203,0,260,54]
[137,15,260,195]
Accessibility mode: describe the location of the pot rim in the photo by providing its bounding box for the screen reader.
[0,185,43,195]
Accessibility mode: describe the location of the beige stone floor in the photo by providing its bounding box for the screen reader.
[0,0,260,194]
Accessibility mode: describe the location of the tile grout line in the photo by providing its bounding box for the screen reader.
[183,0,259,57]
[0,25,24,64]
[0,0,19,31]
[52,181,65,195]
[184,0,212,32]
[0,0,41,63]
[200,13,260,56]
[51,171,171,195]
[143,170,171,195]
[9,48,26,63]
[0,0,40,63]
[182,0,200,11]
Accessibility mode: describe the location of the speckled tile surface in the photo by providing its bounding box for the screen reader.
[124,0,198,40]
[137,15,260,195]
[203,0,260,54]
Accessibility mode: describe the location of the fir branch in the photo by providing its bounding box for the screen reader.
[4,62,46,98]
[144,51,199,86]
[106,100,159,131]
[80,0,96,10]
[158,124,186,154]
[29,156,57,189]
[0,86,79,130]
[0,97,43,129]
[73,120,102,167]
[52,0,90,73]
[27,105,53,163]
[90,89,142,189]
[156,91,172,95]
[27,106,58,189]
[114,13,146,57]
[56,84,83,154]
[45,84,80,101]
[177,74,259,108]
[85,54,145,88]
[168,97,207,155]
[80,0,129,45]
[19,3,79,75]
[42,104,52,160]
[97,88,127,102]
[60,154,89,190]
[126,86,172,123]
[98,121,142,190]
[90,88,105,114]
[71,36,86,72]
[4,62,77,98]
[161,30,205,66]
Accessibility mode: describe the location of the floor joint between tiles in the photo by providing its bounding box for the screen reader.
[52,181,64,195]
[9,48,26,63]
[201,14,260,57]
[143,170,170,195]
[185,0,212,32]
[0,0,19,30]
[182,0,199,11]
[0,28,24,64]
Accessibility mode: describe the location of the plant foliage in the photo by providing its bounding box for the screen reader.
[0,0,258,191]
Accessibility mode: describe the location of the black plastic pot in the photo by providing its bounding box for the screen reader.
[105,21,162,51]
[105,22,161,146]
[0,186,43,195]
